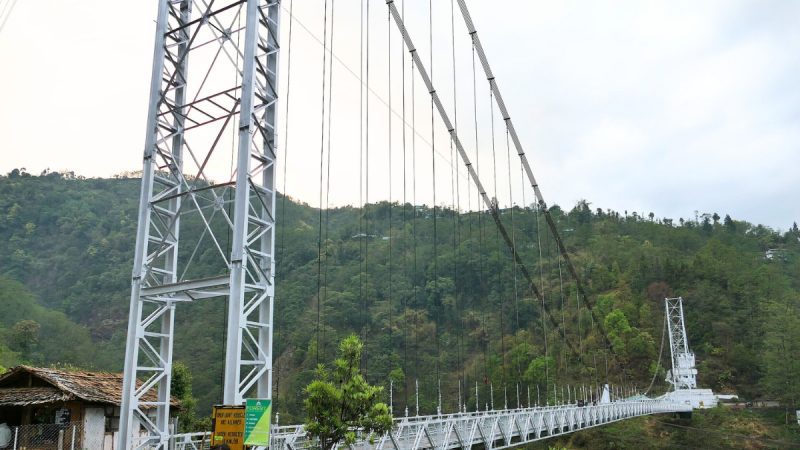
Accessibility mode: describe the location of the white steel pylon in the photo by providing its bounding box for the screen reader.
[119,0,280,448]
[664,297,697,390]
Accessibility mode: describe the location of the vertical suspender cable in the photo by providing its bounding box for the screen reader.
[275,0,295,419]
[558,253,567,376]
[387,3,394,395]
[454,0,627,384]
[429,0,442,414]
[322,0,337,363]
[489,88,506,399]
[364,0,371,379]
[400,0,409,412]
[359,0,365,358]
[505,127,522,405]
[315,0,330,367]
[470,31,488,402]
[449,0,466,411]
[411,55,419,410]
[535,202,549,400]
[385,1,580,398]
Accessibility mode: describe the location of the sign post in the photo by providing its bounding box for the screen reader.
[244,399,272,446]
[212,405,245,450]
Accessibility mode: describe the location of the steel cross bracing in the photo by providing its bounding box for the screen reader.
[119,0,280,448]
[173,399,690,450]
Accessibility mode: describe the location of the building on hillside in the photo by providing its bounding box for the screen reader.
[0,365,178,449]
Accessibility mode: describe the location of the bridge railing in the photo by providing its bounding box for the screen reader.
[172,399,691,450]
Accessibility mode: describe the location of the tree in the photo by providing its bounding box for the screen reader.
[701,217,712,233]
[712,212,720,225]
[723,214,736,232]
[304,335,393,450]
[761,298,800,424]
[172,361,205,432]
[523,356,554,389]
[10,320,40,356]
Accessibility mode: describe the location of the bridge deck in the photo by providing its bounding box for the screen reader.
[173,400,691,450]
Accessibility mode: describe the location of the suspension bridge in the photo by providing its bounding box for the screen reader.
[119,0,705,448]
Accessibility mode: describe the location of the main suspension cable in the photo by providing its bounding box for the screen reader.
[454,0,626,382]
[386,0,580,382]
[644,313,668,395]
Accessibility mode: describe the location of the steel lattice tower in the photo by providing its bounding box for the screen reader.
[119,0,280,447]
[664,297,698,390]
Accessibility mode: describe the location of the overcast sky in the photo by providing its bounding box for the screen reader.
[0,0,797,229]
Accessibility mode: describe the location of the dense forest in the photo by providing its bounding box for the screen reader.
[0,170,798,433]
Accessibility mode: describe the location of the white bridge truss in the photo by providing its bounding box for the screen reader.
[174,400,690,450]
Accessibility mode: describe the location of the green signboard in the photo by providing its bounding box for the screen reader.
[244,398,272,446]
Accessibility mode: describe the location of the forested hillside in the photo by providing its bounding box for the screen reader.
[0,170,798,427]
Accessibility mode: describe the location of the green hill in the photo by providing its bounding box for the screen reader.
[0,169,798,437]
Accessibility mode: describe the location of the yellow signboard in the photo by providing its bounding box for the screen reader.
[212,405,245,450]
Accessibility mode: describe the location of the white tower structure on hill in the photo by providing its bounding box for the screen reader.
[662,297,717,409]
[665,297,698,389]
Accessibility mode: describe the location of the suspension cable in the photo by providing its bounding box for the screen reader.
[449,0,465,411]
[535,200,549,400]
[469,31,489,405]
[364,0,371,379]
[411,54,420,412]
[358,0,365,359]
[315,0,330,367]
[400,0,409,412]
[386,0,580,383]
[429,0,442,414]
[454,0,625,382]
[275,0,295,420]
[505,125,522,399]
[644,313,668,395]
[489,87,507,398]
[322,0,337,364]
[387,2,394,397]
[558,252,567,376]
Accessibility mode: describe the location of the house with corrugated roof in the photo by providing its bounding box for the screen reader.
[0,366,178,449]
